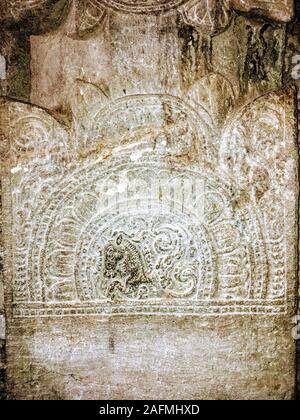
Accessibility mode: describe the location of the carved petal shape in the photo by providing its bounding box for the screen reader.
[220,88,297,303]
[0,0,70,34]
[72,0,107,39]
[187,72,236,130]
[180,0,232,36]
[71,79,110,144]
[220,88,297,195]
[100,0,189,14]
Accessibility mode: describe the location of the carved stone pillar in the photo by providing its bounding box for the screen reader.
[0,0,299,399]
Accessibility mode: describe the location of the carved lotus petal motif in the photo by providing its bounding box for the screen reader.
[72,0,107,39]
[71,79,110,143]
[0,0,70,33]
[187,72,235,129]
[180,0,232,36]
[230,0,294,23]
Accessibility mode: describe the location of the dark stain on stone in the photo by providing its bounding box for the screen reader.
[177,18,211,90]
[242,22,282,93]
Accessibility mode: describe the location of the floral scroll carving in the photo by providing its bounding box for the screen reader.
[230,0,294,23]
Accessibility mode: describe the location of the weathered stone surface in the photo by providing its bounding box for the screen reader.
[286,1,300,399]
[0,338,6,400]
[0,0,70,34]
[1,85,297,314]
[6,317,296,400]
[0,0,299,400]
[0,31,31,101]
[231,0,294,23]
[180,0,232,36]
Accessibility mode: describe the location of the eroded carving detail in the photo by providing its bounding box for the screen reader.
[231,0,294,23]
[187,72,236,129]
[1,0,70,33]
[0,99,69,165]
[0,87,296,317]
[72,91,215,163]
[180,0,232,36]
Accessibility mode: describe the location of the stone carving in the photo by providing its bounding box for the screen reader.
[72,0,108,39]
[187,72,236,130]
[0,0,298,401]
[0,0,294,40]
[100,0,190,14]
[0,0,70,34]
[71,79,111,145]
[67,0,194,38]
[72,89,214,162]
[0,98,69,165]
[221,89,297,301]
[1,86,296,317]
[180,0,232,36]
[179,0,294,35]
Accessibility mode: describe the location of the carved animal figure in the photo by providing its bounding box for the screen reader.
[102,233,150,297]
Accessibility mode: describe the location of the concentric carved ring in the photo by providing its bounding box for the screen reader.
[100,0,189,14]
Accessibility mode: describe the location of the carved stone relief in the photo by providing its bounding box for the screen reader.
[0,0,299,401]
[0,85,296,320]
[231,0,294,23]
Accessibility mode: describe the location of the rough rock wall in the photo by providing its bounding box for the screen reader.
[0,0,299,400]
[285,1,300,400]
[0,179,5,399]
